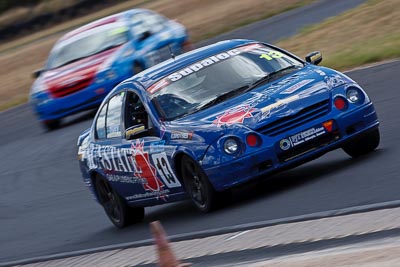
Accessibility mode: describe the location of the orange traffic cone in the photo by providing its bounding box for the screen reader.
[150,221,191,267]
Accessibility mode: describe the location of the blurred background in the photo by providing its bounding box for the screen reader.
[0,0,398,112]
[1,0,399,265]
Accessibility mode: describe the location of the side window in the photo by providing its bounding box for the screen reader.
[95,104,107,139]
[125,91,149,131]
[144,12,165,33]
[106,92,125,138]
[131,13,149,37]
[131,12,165,38]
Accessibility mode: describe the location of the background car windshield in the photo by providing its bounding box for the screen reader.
[151,45,304,120]
[47,25,129,69]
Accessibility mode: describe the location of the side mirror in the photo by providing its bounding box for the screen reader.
[305,51,322,65]
[138,31,152,42]
[125,124,146,140]
[32,69,44,78]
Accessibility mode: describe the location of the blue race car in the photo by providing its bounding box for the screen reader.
[77,39,379,228]
[30,9,190,130]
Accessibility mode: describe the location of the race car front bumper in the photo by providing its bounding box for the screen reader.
[203,102,379,191]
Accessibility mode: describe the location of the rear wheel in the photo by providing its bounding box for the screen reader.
[181,155,230,212]
[342,128,380,158]
[95,176,144,228]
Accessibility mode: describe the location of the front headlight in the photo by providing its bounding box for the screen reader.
[346,87,364,104]
[224,138,239,155]
[31,82,48,94]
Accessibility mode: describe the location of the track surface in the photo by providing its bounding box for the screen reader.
[2,0,399,263]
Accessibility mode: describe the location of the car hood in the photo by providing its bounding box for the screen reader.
[40,47,120,97]
[176,65,351,131]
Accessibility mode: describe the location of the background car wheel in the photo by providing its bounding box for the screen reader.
[181,155,227,212]
[342,128,380,158]
[95,176,144,228]
[42,119,60,131]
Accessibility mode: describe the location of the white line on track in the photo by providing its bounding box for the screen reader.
[225,230,251,241]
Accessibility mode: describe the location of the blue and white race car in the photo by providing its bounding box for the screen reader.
[30,9,190,130]
[77,39,379,228]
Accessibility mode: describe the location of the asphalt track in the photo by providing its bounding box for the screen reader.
[2,0,399,264]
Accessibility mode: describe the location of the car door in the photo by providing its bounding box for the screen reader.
[116,90,183,204]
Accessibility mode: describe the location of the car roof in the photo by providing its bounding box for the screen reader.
[60,8,151,41]
[124,39,259,90]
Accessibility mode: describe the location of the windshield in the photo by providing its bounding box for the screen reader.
[149,44,304,120]
[47,25,129,69]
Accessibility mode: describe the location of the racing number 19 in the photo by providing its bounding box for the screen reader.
[151,152,182,188]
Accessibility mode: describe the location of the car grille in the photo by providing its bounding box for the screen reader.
[257,100,330,137]
[50,77,93,98]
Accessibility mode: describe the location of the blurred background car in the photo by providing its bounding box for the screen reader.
[29,8,191,130]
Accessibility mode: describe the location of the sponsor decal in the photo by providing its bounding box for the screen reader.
[315,69,326,76]
[106,125,121,138]
[258,71,308,97]
[131,140,166,197]
[167,49,241,82]
[149,140,165,154]
[279,125,327,150]
[280,79,314,94]
[213,105,256,127]
[126,189,170,200]
[326,74,346,88]
[82,139,182,199]
[84,144,135,173]
[279,139,291,151]
[170,131,193,140]
[105,173,146,184]
[260,95,300,120]
[213,92,268,127]
[147,44,268,94]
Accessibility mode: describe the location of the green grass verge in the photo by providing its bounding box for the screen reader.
[277,0,400,70]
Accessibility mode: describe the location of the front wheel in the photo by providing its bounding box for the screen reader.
[95,176,144,228]
[181,155,229,212]
[42,119,61,131]
[342,128,380,158]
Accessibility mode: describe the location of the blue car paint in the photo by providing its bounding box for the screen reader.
[30,9,189,123]
[78,39,379,208]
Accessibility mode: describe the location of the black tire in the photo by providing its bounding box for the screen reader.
[181,155,228,212]
[95,176,144,228]
[42,119,60,131]
[342,128,380,158]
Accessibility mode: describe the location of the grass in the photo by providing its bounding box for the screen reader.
[277,0,400,70]
[0,0,312,111]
